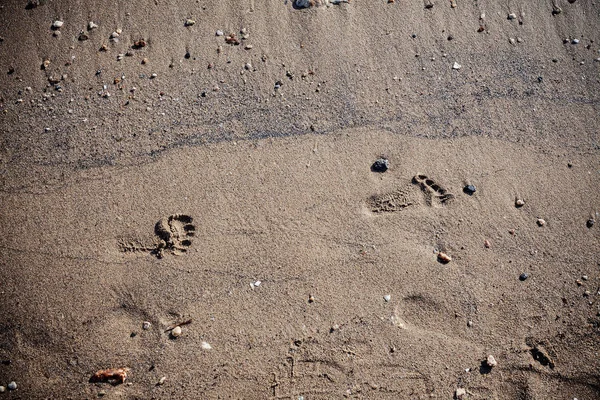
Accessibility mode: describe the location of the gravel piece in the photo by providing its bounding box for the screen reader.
[7,382,16,390]
[463,184,476,195]
[519,273,529,281]
[371,158,389,172]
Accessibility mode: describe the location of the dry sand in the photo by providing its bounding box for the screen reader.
[0,0,599,399]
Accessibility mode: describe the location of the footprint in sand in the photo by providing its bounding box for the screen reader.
[153,214,195,258]
[412,174,454,206]
[367,186,415,213]
[118,214,195,258]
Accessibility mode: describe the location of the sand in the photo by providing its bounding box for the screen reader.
[0,0,599,398]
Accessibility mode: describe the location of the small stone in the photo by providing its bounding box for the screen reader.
[452,62,462,70]
[509,38,516,45]
[88,21,98,30]
[308,294,315,303]
[484,240,491,248]
[244,62,252,70]
[185,19,196,27]
[201,341,212,350]
[171,326,182,338]
[463,184,476,195]
[216,30,224,36]
[437,252,452,264]
[383,294,391,302]
[7,382,16,390]
[455,388,467,399]
[142,321,151,330]
[576,279,583,286]
[110,31,120,39]
[141,58,149,65]
[583,290,591,297]
[151,73,157,78]
[517,37,523,43]
[467,320,473,327]
[515,199,525,207]
[537,218,546,227]
[486,355,497,367]
[572,39,580,44]
[52,20,64,29]
[330,324,340,332]
[0,386,5,393]
[244,44,253,50]
[78,31,89,41]
[587,219,595,228]
[371,158,389,172]
[519,273,529,281]
[157,376,166,385]
[582,275,589,281]
[508,13,517,20]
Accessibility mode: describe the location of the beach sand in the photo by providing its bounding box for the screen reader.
[0,1,599,398]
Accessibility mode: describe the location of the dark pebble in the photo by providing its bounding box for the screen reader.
[519,273,529,281]
[371,158,389,173]
[463,184,476,195]
[587,218,595,228]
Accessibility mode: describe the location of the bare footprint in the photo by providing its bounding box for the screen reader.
[367,187,415,213]
[118,214,195,258]
[412,174,454,206]
[153,214,195,258]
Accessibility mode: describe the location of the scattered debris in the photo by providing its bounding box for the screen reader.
[225,33,240,45]
[90,368,130,384]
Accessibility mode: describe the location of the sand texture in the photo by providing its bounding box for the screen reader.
[0,0,599,398]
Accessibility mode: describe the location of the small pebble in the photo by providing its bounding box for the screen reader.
[52,20,64,29]
[308,294,315,303]
[185,19,196,26]
[383,294,391,302]
[515,198,525,207]
[201,341,212,350]
[463,184,476,195]
[486,355,497,367]
[467,320,473,327]
[151,73,157,78]
[371,158,389,172]
[0,386,5,393]
[216,30,224,36]
[519,273,529,281]
[142,321,151,330]
[484,240,491,248]
[244,62,252,70]
[586,218,595,228]
[452,62,462,70]
[244,44,253,50]
[537,218,546,227]
[572,39,580,44]
[508,13,517,20]
[517,37,523,43]
[437,252,452,264]
[455,388,467,399]
[171,326,182,338]
[88,21,98,30]
[158,376,166,385]
[582,275,588,281]
[7,382,16,390]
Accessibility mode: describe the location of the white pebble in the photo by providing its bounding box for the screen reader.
[452,62,462,70]
[158,376,166,385]
[537,218,546,227]
[110,31,120,39]
[171,326,182,337]
[572,39,580,44]
[142,321,151,330]
[216,30,224,36]
[7,382,16,390]
[507,13,517,20]
[88,21,98,30]
[244,62,252,70]
[383,294,391,302]
[201,341,212,350]
[52,20,64,29]
[0,386,5,393]
[455,388,467,399]
[486,354,497,367]
[151,73,158,78]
